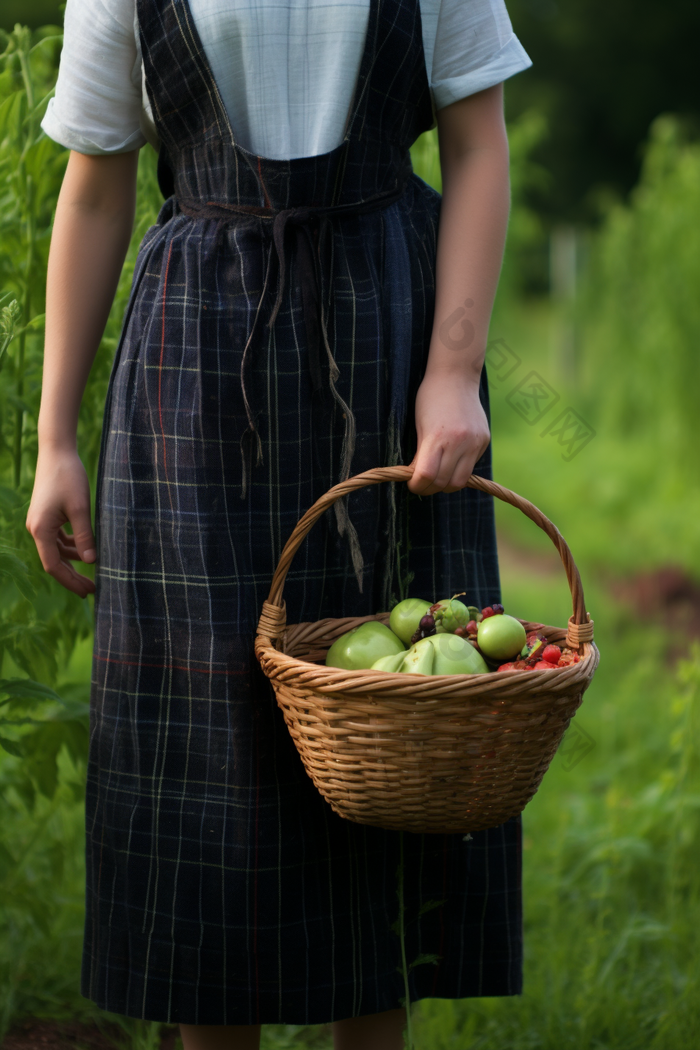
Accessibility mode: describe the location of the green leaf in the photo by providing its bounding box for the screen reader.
[0,678,62,703]
[0,842,16,876]
[0,734,23,756]
[0,91,23,140]
[20,725,61,798]
[66,779,86,803]
[13,776,36,811]
[0,545,36,599]
[0,716,50,726]
[24,311,45,330]
[407,953,440,971]
[0,297,21,362]
[0,486,25,515]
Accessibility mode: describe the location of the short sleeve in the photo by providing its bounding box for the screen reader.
[41,0,147,154]
[422,0,532,111]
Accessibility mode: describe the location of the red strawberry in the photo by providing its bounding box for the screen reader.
[533,660,556,669]
[542,644,562,665]
[466,619,478,635]
[481,606,495,619]
[497,662,515,671]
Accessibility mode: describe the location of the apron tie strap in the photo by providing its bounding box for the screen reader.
[176,180,409,584]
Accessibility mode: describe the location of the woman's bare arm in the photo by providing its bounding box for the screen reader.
[27,150,139,596]
[409,83,510,495]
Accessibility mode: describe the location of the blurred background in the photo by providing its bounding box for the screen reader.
[1,3,699,1049]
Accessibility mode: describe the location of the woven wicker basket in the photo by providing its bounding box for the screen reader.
[255,465,599,834]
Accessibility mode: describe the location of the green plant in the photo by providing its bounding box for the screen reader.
[0,24,161,1033]
[0,20,162,732]
[580,116,700,473]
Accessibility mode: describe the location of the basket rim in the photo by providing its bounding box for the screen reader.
[263,643,598,681]
[256,616,599,698]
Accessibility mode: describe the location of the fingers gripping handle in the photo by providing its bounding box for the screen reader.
[258,466,593,648]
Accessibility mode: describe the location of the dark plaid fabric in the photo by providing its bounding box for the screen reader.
[84,0,523,1023]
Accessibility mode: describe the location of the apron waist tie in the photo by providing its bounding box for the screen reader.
[176,178,409,586]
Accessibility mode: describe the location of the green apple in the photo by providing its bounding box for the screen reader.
[326,621,405,670]
[428,632,489,674]
[477,614,526,661]
[393,634,489,675]
[389,597,433,645]
[432,597,470,633]
[399,638,436,675]
[371,652,406,673]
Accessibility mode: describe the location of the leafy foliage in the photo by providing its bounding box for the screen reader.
[0,22,162,799]
[0,28,160,1032]
[0,23,87,797]
[580,116,700,471]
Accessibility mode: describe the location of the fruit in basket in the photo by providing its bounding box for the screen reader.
[389,598,433,645]
[431,595,470,633]
[410,613,437,645]
[429,632,489,674]
[326,621,405,670]
[521,638,544,663]
[477,614,527,661]
[378,632,489,676]
[399,638,437,675]
[497,644,582,671]
[371,652,406,673]
[542,644,562,665]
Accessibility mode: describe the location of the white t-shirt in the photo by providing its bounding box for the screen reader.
[42,0,531,161]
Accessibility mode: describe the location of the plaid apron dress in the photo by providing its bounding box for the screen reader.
[85,0,523,1024]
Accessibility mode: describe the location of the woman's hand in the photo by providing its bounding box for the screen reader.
[26,448,96,598]
[409,369,490,495]
[26,150,138,599]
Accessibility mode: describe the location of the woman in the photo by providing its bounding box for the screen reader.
[28,0,531,1046]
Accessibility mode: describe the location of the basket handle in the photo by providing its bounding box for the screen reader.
[256,465,594,650]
